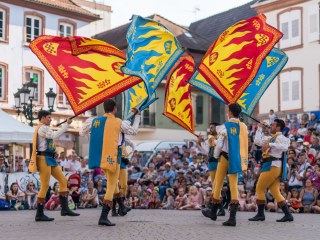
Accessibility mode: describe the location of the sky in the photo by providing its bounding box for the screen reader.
[102,0,255,28]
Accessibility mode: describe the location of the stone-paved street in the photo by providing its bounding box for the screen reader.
[0,209,318,240]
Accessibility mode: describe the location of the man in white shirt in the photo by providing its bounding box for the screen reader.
[30,110,79,222]
[65,154,81,173]
[80,99,140,226]
[249,119,293,223]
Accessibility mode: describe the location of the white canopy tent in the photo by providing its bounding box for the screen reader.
[0,109,34,144]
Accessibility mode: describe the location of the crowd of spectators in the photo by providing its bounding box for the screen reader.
[0,111,320,214]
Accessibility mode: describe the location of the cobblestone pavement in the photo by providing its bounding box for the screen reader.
[1,209,319,240]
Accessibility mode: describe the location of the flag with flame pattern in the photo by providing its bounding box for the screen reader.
[29,35,142,115]
[164,55,195,133]
[123,82,158,120]
[121,15,184,97]
[189,48,288,116]
[198,14,283,104]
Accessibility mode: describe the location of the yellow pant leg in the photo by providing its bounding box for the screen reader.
[51,165,68,193]
[269,171,285,203]
[114,184,120,195]
[209,170,216,191]
[104,164,120,202]
[37,156,51,199]
[213,156,228,201]
[119,169,128,196]
[228,173,239,202]
[256,166,282,201]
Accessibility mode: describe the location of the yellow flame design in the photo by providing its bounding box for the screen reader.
[66,51,128,103]
[129,82,148,108]
[237,92,249,109]
[78,37,112,48]
[166,66,191,125]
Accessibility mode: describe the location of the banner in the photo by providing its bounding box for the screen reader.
[198,14,283,104]
[164,55,195,133]
[123,82,158,120]
[30,36,142,115]
[189,48,288,115]
[121,15,184,97]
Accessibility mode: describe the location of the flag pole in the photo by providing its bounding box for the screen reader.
[242,113,270,128]
[55,115,79,127]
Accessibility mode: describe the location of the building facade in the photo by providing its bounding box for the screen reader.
[0,0,111,157]
[252,0,320,118]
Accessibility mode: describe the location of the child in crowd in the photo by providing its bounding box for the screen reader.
[96,179,106,206]
[161,188,175,209]
[6,183,25,210]
[45,182,61,210]
[179,186,201,210]
[129,186,140,209]
[244,189,257,212]
[204,187,213,208]
[288,188,302,213]
[25,182,37,210]
[238,187,247,211]
[148,187,160,209]
[139,189,150,209]
[174,188,187,209]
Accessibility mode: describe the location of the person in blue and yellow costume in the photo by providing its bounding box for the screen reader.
[249,119,293,222]
[112,135,135,217]
[81,99,140,226]
[205,103,248,227]
[197,123,225,218]
[29,110,80,222]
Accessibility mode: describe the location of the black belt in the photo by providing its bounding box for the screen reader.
[37,151,55,158]
[262,156,281,164]
[221,151,229,160]
[208,157,218,163]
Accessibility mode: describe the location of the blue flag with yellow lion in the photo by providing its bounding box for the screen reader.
[121,15,184,97]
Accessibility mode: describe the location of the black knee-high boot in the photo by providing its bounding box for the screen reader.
[99,201,115,226]
[112,198,118,216]
[249,200,265,221]
[276,201,294,222]
[35,198,54,222]
[202,199,220,221]
[117,197,127,216]
[59,192,80,217]
[222,202,238,227]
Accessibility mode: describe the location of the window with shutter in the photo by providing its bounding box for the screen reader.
[59,23,74,37]
[25,16,42,43]
[25,70,41,102]
[280,69,302,111]
[0,10,4,40]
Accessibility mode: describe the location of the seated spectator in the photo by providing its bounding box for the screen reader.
[288,188,302,213]
[128,186,140,209]
[25,182,37,209]
[174,188,187,209]
[0,191,10,210]
[179,186,201,210]
[148,187,160,209]
[79,181,97,209]
[238,187,247,211]
[96,179,106,206]
[68,174,82,208]
[0,155,9,173]
[204,187,212,208]
[299,179,318,213]
[45,182,61,210]
[312,193,320,213]
[94,170,107,188]
[129,166,142,184]
[244,189,257,212]
[6,183,25,210]
[161,188,175,209]
[139,188,150,209]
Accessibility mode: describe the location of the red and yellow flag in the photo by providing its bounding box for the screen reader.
[30,36,142,115]
[164,55,195,133]
[198,14,283,104]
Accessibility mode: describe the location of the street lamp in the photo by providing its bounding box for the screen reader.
[13,81,57,126]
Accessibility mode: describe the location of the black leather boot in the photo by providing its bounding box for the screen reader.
[99,202,116,226]
[276,202,294,222]
[112,199,118,216]
[249,202,265,221]
[202,200,219,221]
[217,203,226,216]
[35,202,54,222]
[117,197,127,216]
[222,202,238,226]
[59,192,80,217]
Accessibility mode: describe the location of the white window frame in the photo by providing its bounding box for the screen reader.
[25,70,41,102]
[0,65,5,100]
[58,90,70,107]
[307,4,319,42]
[279,9,302,49]
[0,9,5,41]
[280,70,302,111]
[59,22,73,37]
[25,15,42,43]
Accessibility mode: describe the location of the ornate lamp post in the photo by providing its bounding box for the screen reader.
[13,81,57,126]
